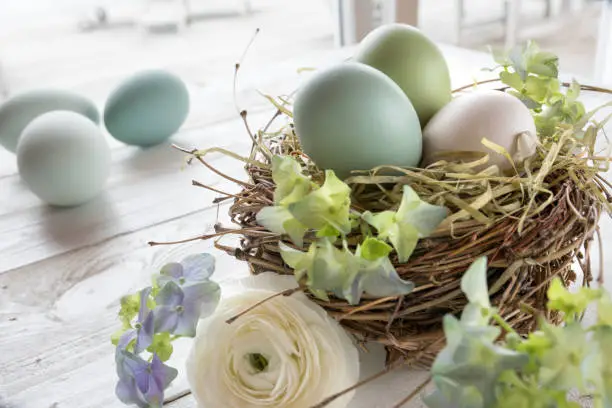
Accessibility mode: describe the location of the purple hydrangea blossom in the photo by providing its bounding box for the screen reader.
[115,349,177,408]
[120,288,155,353]
[156,254,215,288]
[154,280,220,337]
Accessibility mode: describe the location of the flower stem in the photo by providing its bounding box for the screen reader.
[492,312,517,335]
[225,287,302,324]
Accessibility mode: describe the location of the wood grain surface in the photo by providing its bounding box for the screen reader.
[1,41,605,408]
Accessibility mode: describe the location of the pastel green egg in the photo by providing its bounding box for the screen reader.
[354,23,452,127]
[0,89,99,153]
[103,70,189,147]
[17,111,111,207]
[293,62,422,179]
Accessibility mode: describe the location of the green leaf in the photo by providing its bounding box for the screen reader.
[256,206,308,247]
[147,332,174,362]
[360,237,392,261]
[460,257,490,310]
[499,71,523,90]
[289,170,352,235]
[270,155,312,205]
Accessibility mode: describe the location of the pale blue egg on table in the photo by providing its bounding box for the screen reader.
[17,111,111,207]
[0,89,100,153]
[292,62,422,179]
[103,70,190,147]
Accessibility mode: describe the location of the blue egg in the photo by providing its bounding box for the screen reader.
[0,90,99,153]
[103,70,189,147]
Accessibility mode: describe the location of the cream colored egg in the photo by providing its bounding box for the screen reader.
[422,90,537,171]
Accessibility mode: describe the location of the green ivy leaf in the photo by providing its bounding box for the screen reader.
[289,170,352,235]
[147,332,174,362]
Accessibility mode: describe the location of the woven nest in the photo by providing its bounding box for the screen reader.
[191,82,612,368]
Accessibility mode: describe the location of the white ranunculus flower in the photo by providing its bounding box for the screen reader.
[186,272,360,408]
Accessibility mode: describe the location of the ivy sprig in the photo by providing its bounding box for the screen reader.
[112,253,221,408]
[425,257,612,408]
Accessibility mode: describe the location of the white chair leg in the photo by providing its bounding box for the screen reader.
[595,0,612,84]
[504,0,521,50]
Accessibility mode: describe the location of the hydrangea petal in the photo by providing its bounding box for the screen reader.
[270,155,312,205]
[256,206,307,247]
[360,256,414,297]
[396,185,448,236]
[180,253,215,282]
[289,170,351,235]
[156,281,184,307]
[460,257,491,310]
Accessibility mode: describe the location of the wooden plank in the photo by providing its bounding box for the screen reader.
[0,206,250,408]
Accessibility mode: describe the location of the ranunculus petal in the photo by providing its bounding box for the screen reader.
[186,273,360,408]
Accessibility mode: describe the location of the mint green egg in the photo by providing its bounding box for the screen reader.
[0,90,99,153]
[17,111,111,207]
[354,24,452,127]
[293,62,422,179]
[103,70,189,147]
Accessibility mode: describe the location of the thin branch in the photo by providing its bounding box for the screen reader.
[148,226,264,247]
[226,287,302,324]
[390,376,432,408]
[192,179,241,199]
[233,28,260,115]
[164,389,191,404]
[172,144,251,187]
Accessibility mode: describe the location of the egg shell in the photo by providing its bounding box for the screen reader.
[103,70,189,147]
[17,111,111,207]
[293,62,422,179]
[422,90,538,171]
[0,90,100,153]
[354,24,452,127]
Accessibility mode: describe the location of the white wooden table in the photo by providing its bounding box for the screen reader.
[1,43,610,408]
